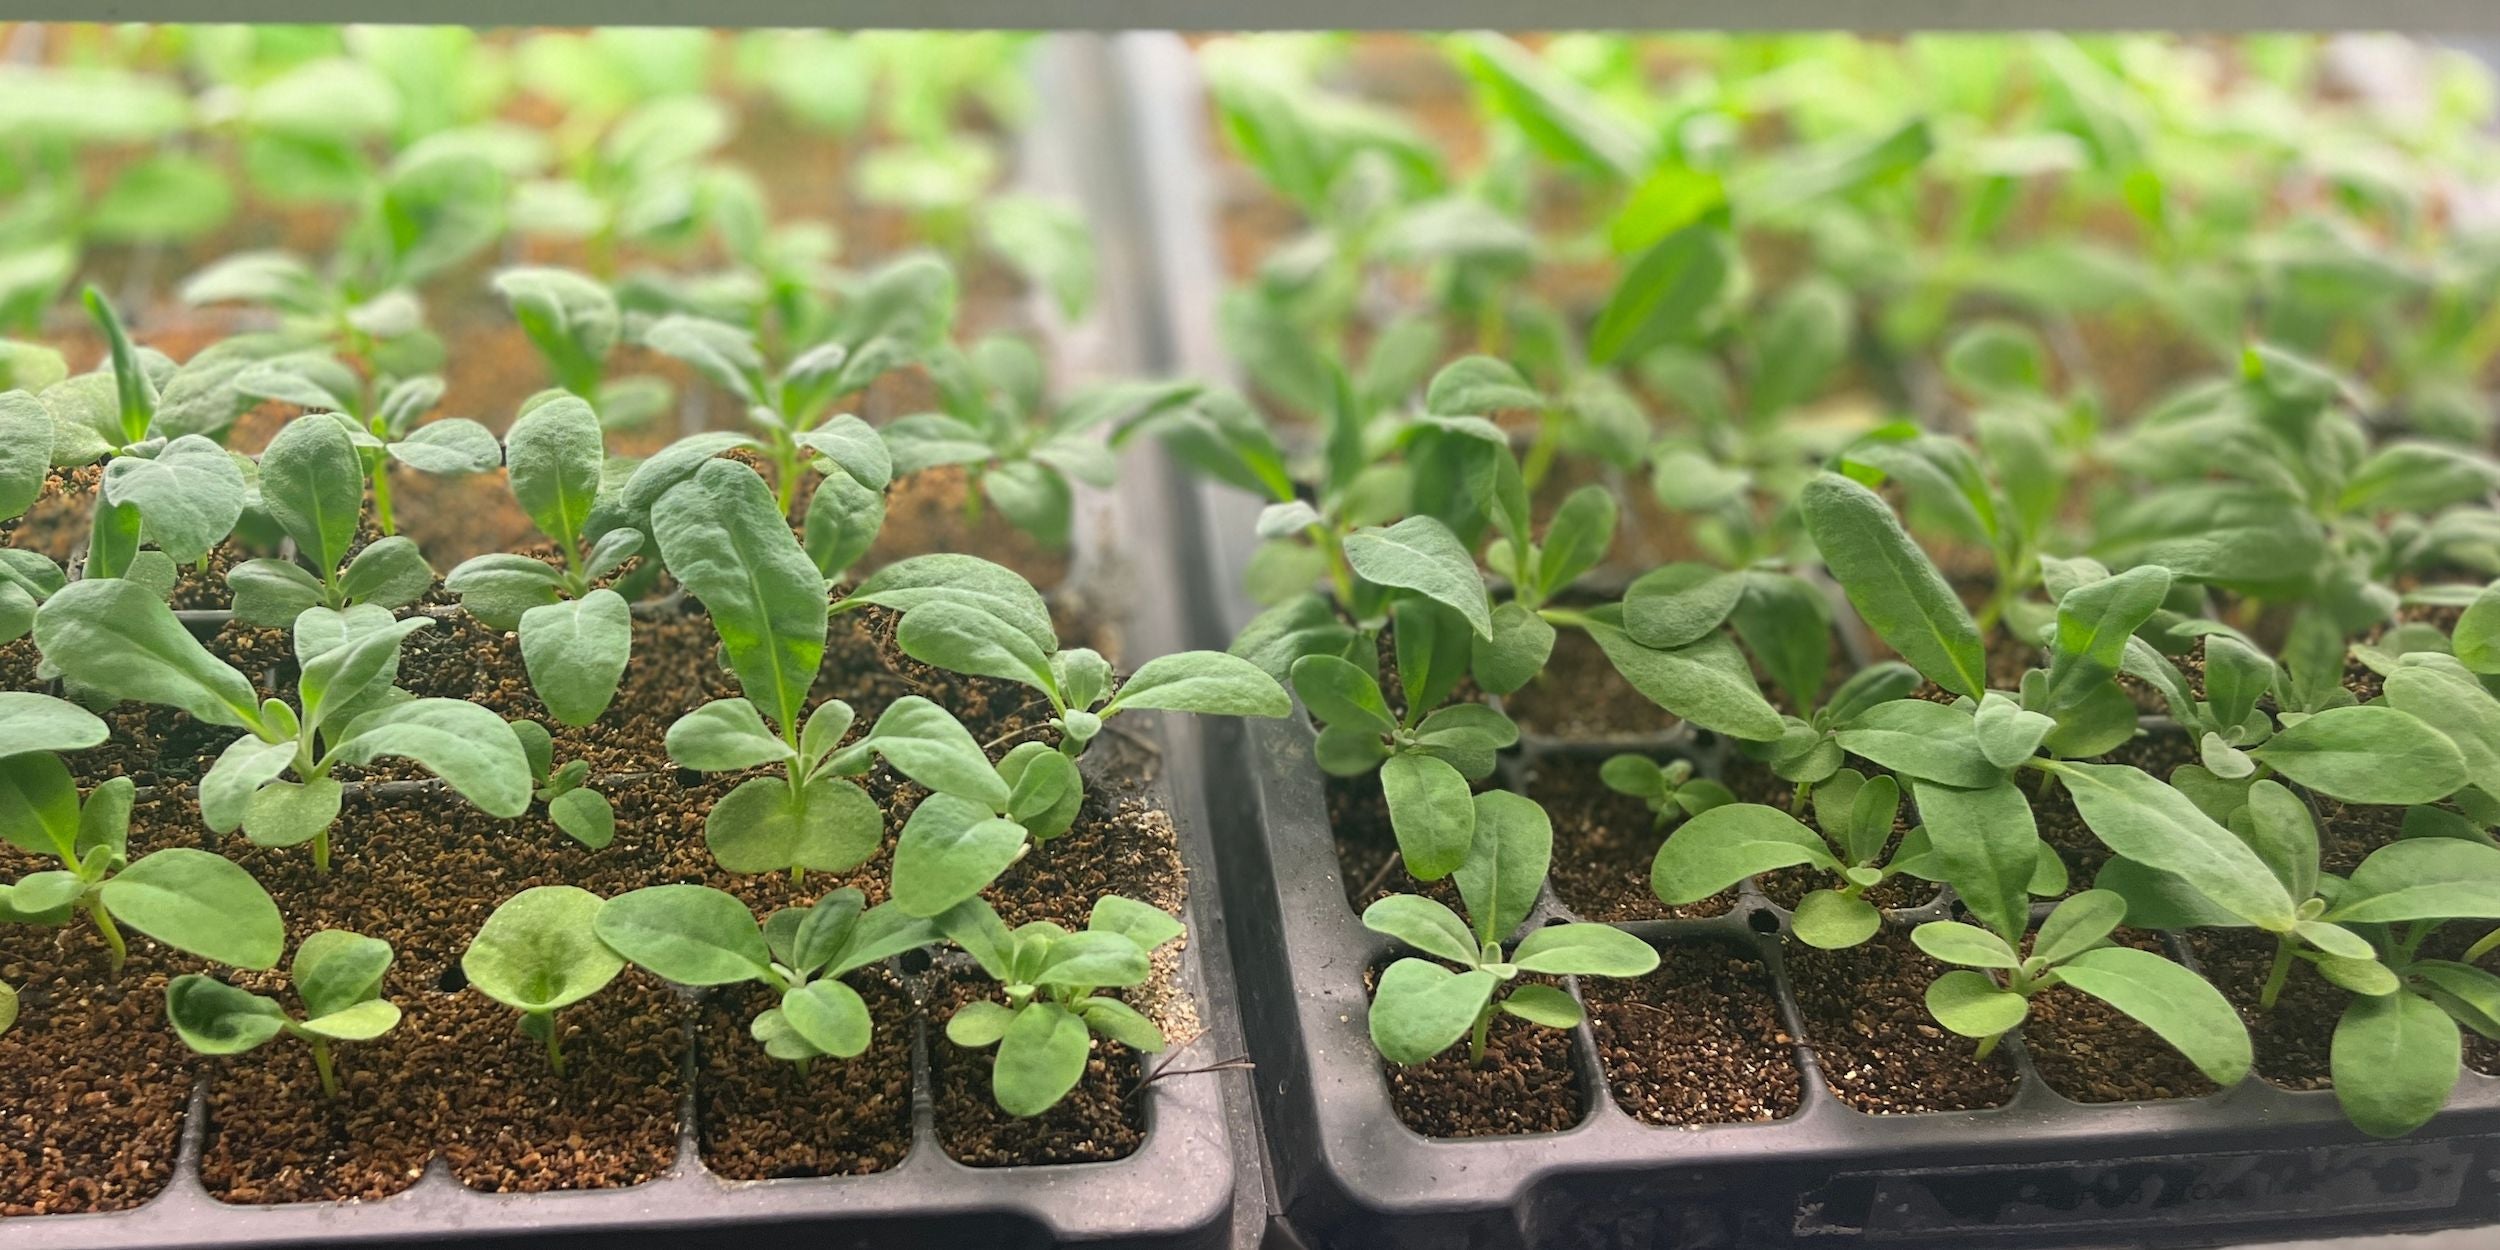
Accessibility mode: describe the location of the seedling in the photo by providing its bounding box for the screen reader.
[463,885,623,1076]
[36,579,531,872]
[181,147,504,378]
[883,335,1126,550]
[491,268,672,430]
[445,396,641,726]
[1597,755,1734,829]
[1913,889,2250,1087]
[226,414,435,628]
[879,552,1290,779]
[0,694,284,974]
[0,980,15,1037]
[166,930,405,1099]
[645,252,950,521]
[1364,790,1659,1063]
[595,884,937,1073]
[937,892,1183,1116]
[227,355,499,535]
[54,290,258,585]
[508,720,614,850]
[2081,768,2500,1136]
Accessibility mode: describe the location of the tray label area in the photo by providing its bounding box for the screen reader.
[1801,1140,2476,1239]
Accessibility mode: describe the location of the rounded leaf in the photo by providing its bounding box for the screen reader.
[461,885,623,1013]
[165,975,286,1055]
[595,884,772,986]
[1790,889,1882,949]
[101,848,285,970]
[1925,969,2028,1039]
[780,978,872,1058]
[1369,959,1498,1065]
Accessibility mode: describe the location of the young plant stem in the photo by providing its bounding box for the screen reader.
[1519,417,1561,496]
[371,463,397,537]
[310,1038,340,1099]
[1975,1030,2004,1060]
[775,442,803,516]
[2258,935,2297,1011]
[313,828,332,877]
[1467,1001,1494,1067]
[84,895,127,974]
[543,1015,567,1076]
[2464,927,2500,964]
[1308,523,1360,612]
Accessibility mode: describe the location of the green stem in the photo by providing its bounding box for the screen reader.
[371,462,396,537]
[2258,935,2297,1011]
[2464,927,2500,964]
[775,442,803,517]
[1468,1001,1494,1067]
[85,896,127,975]
[1310,524,1359,611]
[1975,1030,2004,1061]
[1520,416,1561,496]
[544,1014,567,1077]
[313,827,331,877]
[310,1038,339,1099]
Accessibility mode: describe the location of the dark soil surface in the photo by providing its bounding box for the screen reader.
[2024,931,2221,1104]
[929,969,1147,1166]
[1530,751,1732,921]
[0,638,42,693]
[1503,626,1668,742]
[1368,965,1585,1138]
[2189,928,2341,1090]
[696,975,915,1181]
[195,1005,435,1204]
[4,466,101,563]
[1787,929,2020,1114]
[862,464,1072,592]
[2317,800,2408,877]
[0,923,194,1216]
[1586,943,1800,1126]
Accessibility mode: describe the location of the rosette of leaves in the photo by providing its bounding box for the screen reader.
[936,892,1184,1117]
[1912,889,2250,1086]
[167,930,404,1099]
[490,267,672,430]
[180,145,506,376]
[595,884,937,1073]
[881,335,1126,550]
[224,353,499,536]
[1403,359,1790,745]
[462,885,623,1075]
[645,252,951,522]
[0,693,284,974]
[1364,790,1659,1063]
[507,720,613,849]
[2122,622,2474,811]
[444,396,641,726]
[46,290,259,585]
[1288,600,1518,883]
[2073,766,2500,1136]
[1597,754,1734,830]
[36,579,531,873]
[876,551,1290,781]
[2102,346,2500,641]
[225,414,435,628]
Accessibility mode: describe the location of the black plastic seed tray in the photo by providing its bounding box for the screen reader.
[1176,475,2500,1247]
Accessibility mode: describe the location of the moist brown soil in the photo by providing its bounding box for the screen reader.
[1329,773,1469,915]
[0,923,195,1216]
[930,969,1148,1166]
[435,969,686,1192]
[1529,752,1733,921]
[1368,965,1585,1138]
[1502,626,1668,742]
[165,540,255,612]
[2189,928,2341,1090]
[981,784,1187,931]
[1723,759,1933,912]
[1786,928,2020,1114]
[2317,800,2408,877]
[0,638,41,693]
[194,993,445,1205]
[697,974,915,1180]
[2023,930,2221,1104]
[1585,944,1801,1126]
[4,465,101,562]
[860,464,1073,592]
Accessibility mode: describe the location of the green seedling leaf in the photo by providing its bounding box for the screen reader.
[1369,959,1498,1065]
[35,579,260,729]
[520,589,631,726]
[2250,705,2467,806]
[1341,516,1493,638]
[1653,803,1836,903]
[1802,472,1986,697]
[2332,991,2461,1139]
[2045,761,2297,931]
[2057,945,2251,1086]
[595,884,776,986]
[463,885,623,1013]
[100,848,285,970]
[652,458,826,735]
[1926,969,2028,1038]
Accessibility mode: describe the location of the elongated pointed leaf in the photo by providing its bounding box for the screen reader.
[1801,472,1985,696]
